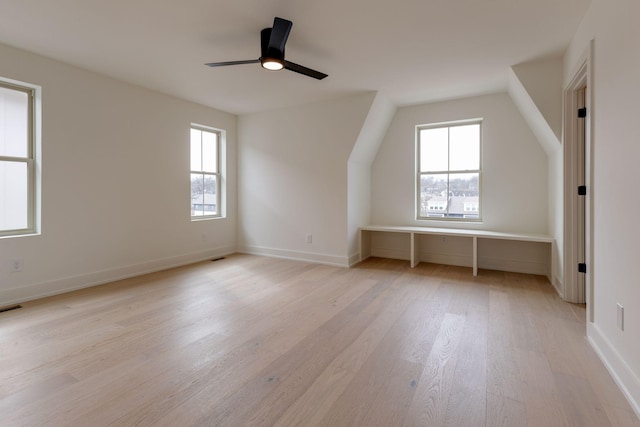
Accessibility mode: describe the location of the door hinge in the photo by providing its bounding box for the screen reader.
[578,263,587,274]
[578,107,587,118]
[578,185,587,196]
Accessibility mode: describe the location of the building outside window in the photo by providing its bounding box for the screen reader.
[417,119,481,220]
[190,125,221,219]
[0,80,39,237]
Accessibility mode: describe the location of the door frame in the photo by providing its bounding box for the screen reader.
[563,41,594,322]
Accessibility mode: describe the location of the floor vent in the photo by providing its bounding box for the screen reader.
[0,304,22,314]
[211,257,226,262]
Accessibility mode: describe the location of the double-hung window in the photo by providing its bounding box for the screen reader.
[190,125,221,219]
[0,81,37,237]
[417,119,482,220]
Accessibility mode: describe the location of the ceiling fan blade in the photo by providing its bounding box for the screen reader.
[284,61,328,80]
[268,17,292,55]
[260,28,271,59]
[205,59,260,67]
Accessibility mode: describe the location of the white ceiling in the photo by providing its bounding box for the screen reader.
[0,0,590,115]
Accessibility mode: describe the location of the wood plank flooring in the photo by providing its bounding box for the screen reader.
[1,255,638,426]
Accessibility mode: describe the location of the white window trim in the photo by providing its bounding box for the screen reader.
[416,118,482,222]
[0,78,41,238]
[190,124,224,220]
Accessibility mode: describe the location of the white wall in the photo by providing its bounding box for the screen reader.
[237,93,375,266]
[347,93,396,263]
[371,92,548,234]
[512,55,564,141]
[507,56,564,291]
[565,0,640,416]
[547,149,564,291]
[0,43,237,305]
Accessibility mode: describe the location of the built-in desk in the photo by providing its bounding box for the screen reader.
[359,225,554,276]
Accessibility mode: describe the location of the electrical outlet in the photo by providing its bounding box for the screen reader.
[617,303,624,331]
[10,258,23,273]
[306,234,312,244]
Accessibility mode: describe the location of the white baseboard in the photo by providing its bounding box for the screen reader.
[238,245,350,267]
[348,253,361,267]
[0,245,235,307]
[587,323,640,419]
[551,274,564,297]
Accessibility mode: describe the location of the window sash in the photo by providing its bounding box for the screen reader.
[418,171,481,219]
[190,171,220,216]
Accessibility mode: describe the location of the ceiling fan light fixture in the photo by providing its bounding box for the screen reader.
[261,57,284,71]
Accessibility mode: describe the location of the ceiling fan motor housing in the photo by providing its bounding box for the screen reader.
[260,28,284,69]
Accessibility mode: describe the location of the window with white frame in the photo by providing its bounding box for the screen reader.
[417,119,481,220]
[0,80,38,237]
[190,125,221,219]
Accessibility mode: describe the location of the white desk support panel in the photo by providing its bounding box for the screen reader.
[359,225,554,276]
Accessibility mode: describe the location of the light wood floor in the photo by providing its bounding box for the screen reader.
[1,255,638,427]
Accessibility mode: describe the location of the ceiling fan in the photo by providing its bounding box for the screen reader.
[205,17,328,80]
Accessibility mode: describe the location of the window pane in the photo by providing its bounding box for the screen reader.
[0,86,29,158]
[449,124,479,171]
[190,129,202,171]
[202,131,217,173]
[0,160,28,230]
[448,173,479,218]
[204,175,218,215]
[191,173,204,216]
[420,127,448,172]
[204,175,217,195]
[420,174,448,217]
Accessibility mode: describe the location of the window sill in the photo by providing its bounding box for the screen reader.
[0,231,41,240]
[190,215,225,222]
[416,218,483,224]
